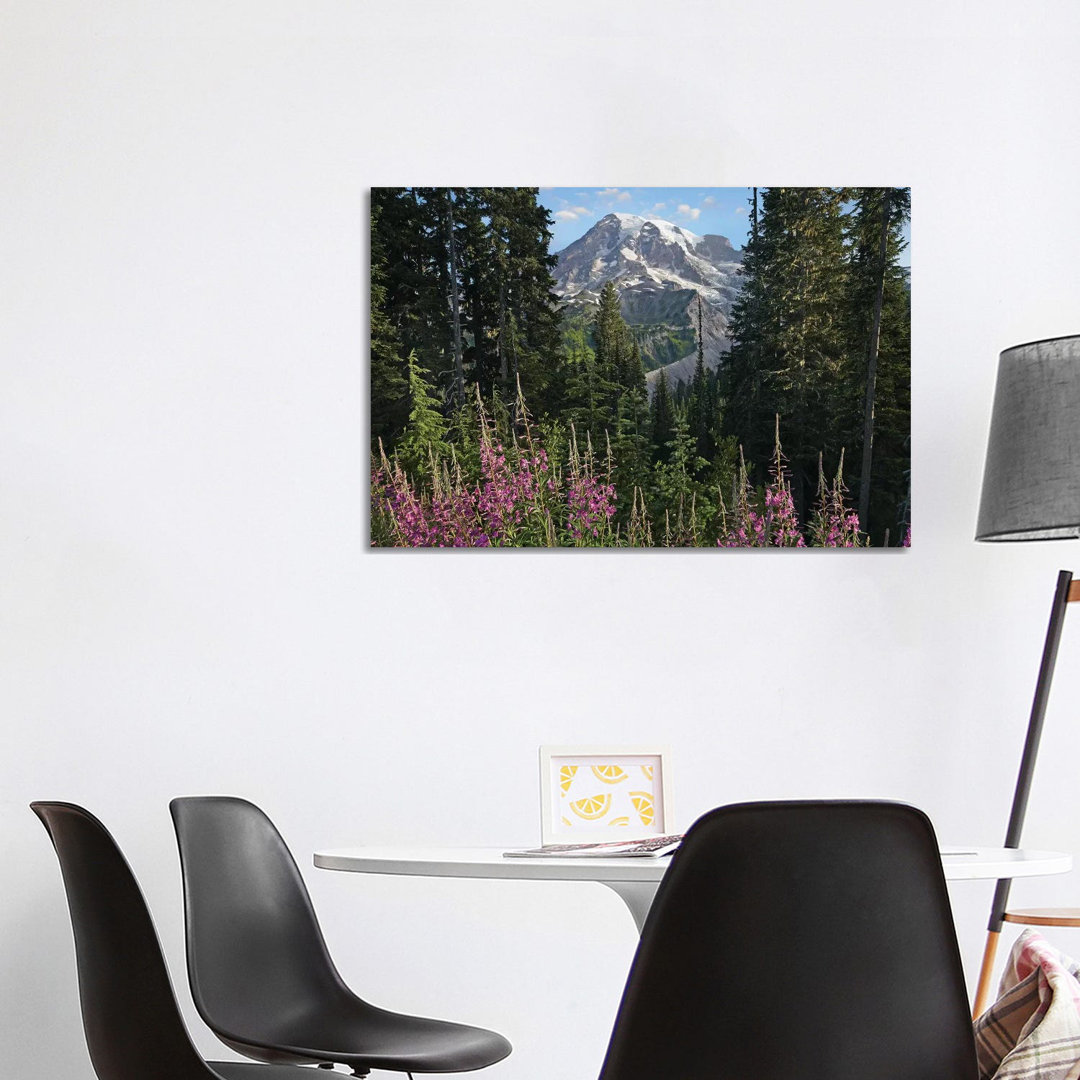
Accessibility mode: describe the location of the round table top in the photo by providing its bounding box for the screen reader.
[314,845,1072,884]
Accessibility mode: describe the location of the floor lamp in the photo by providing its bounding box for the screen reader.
[972,334,1080,1018]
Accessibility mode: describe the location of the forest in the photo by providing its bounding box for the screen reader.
[370,187,910,548]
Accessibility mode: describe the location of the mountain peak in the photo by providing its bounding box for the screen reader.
[594,211,705,248]
[553,211,741,309]
[553,210,745,389]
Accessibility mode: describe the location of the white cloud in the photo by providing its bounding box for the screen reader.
[677,203,702,220]
[702,195,716,206]
[616,191,632,201]
[734,206,747,216]
[597,187,620,197]
[651,202,667,211]
[555,210,579,221]
[572,206,592,215]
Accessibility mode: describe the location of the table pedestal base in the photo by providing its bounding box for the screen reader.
[600,881,659,935]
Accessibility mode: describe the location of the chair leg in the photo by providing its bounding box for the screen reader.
[973,928,1001,1019]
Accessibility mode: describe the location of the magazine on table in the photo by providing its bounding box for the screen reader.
[504,834,683,859]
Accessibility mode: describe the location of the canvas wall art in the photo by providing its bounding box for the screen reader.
[370,187,910,548]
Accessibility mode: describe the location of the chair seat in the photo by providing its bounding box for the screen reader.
[224,1003,512,1073]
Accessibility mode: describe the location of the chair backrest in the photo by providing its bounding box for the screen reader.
[598,801,978,1080]
[31,802,218,1080]
[169,796,350,1042]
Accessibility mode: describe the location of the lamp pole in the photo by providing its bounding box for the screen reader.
[971,570,1078,1017]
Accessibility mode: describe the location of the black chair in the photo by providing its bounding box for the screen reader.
[597,800,979,1080]
[31,801,316,1080]
[169,796,511,1077]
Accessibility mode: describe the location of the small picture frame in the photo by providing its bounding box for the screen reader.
[539,745,672,845]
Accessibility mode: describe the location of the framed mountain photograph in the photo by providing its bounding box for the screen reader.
[370,187,911,548]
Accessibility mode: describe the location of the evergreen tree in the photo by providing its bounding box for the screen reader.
[397,351,451,479]
[486,188,563,415]
[371,187,563,429]
[453,187,500,394]
[650,368,675,463]
[611,339,651,520]
[371,187,453,380]
[565,312,606,438]
[370,201,408,447]
[843,187,911,542]
[654,411,705,514]
[688,293,710,461]
[721,187,849,512]
[593,280,631,413]
[442,189,466,405]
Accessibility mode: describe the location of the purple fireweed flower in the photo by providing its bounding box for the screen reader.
[566,473,616,543]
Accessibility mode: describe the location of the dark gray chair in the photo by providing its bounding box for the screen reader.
[597,800,979,1080]
[170,796,511,1078]
[31,801,315,1080]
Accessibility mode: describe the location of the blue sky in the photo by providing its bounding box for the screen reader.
[538,187,911,266]
[539,187,753,253]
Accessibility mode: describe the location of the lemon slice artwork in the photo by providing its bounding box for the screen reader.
[569,793,612,821]
[591,764,628,784]
[608,816,630,827]
[559,765,578,793]
[630,791,655,827]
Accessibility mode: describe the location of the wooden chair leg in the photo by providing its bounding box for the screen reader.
[973,929,1001,1019]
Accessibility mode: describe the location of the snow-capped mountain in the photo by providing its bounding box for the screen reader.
[553,212,744,388]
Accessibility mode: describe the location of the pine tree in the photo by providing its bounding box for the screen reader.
[653,410,706,539]
[688,293,710,461]
[593,280,630,412]
[371,188,453,380]
[486,188,563,415]
[844,187,911,542]
[722,187,849,511]
[443,189,466,405]
[454,187,501,395]
[397,351,451,479]
[565,312,606,439]
[611,338,651,520]
[370,201,408,447]
[650,368,675,463]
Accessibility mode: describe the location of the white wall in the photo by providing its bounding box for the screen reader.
[4,2,1080,1076]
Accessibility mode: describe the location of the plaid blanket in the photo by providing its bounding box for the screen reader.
[975,929,1080,1079]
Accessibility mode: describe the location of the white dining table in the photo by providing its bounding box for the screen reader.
[314,844,1073,934]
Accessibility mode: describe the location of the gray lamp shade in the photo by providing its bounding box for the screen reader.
[976,334,1080,541]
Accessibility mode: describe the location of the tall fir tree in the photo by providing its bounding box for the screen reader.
[593,280,631,413]
[611,338,651,519]
[370,201,408,447]
[722,187,849,511]
[486,188,563,414]
[843,187,911,543]
[370,187,566,458]
[370,187,453,384]
[396,351,452,479]
[688,293,710,461]
[565,312,606,438]
[650,367,675,463]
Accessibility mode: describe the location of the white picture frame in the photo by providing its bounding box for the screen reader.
[538,745,673,845]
